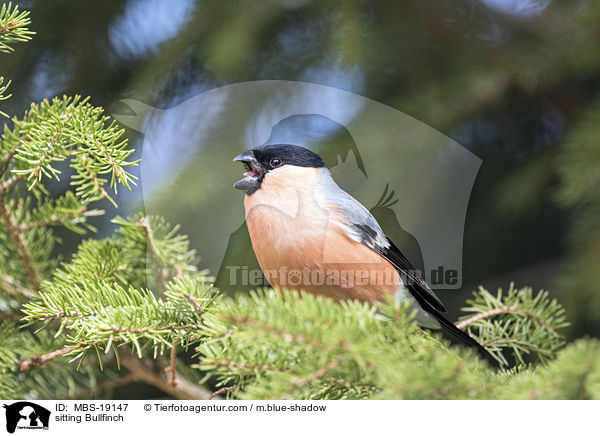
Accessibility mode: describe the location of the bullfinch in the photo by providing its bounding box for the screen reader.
[233,144,492,362]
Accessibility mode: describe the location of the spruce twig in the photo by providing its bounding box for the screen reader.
[120,353,213,400]
[456,305,518,330]
[0,187,40,290]
[19,346,74,372]
[0,3,34,53]
[139,216,167,298]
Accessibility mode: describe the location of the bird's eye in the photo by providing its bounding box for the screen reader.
[270,157,282,167]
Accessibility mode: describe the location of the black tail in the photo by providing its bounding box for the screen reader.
[434,314,498,368]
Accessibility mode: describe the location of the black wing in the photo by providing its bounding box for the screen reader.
[348,221,446,313]
[347,222,496,365]
[378,237,447,314]
[327,188,495,364]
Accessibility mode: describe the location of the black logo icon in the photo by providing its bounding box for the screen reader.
[2,402,50,434]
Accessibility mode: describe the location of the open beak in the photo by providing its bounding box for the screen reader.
[233,152,264,191]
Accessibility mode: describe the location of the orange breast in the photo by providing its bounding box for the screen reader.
[244,167,400,304]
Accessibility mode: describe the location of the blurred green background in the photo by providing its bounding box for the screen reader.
[1,0,599,340]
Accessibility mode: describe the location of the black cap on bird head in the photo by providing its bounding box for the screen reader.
[233,144,325,195]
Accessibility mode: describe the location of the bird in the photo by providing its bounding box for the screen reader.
[233,143,493,363]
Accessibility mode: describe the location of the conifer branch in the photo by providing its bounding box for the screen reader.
[0,189,40,290]
[0,3,34,53]
[0,77,11,117]
[187,294,205,314]
[281,358,341,399]
[79,153,109,200]
[455,305,518,330]
[120,353,213,400]
[18,347,72,372]
[139,216,167,298]
[458,284,569,366]
[57,373,138,400]
[17,206,89,231]
[0,271,34,299]
[0,96,138,298]
[0,173,22,193]
[166,344,178,387]
[22,276,218,365]
[209,385,236,400]
[0,147,16,175]
[18,344,212,399]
